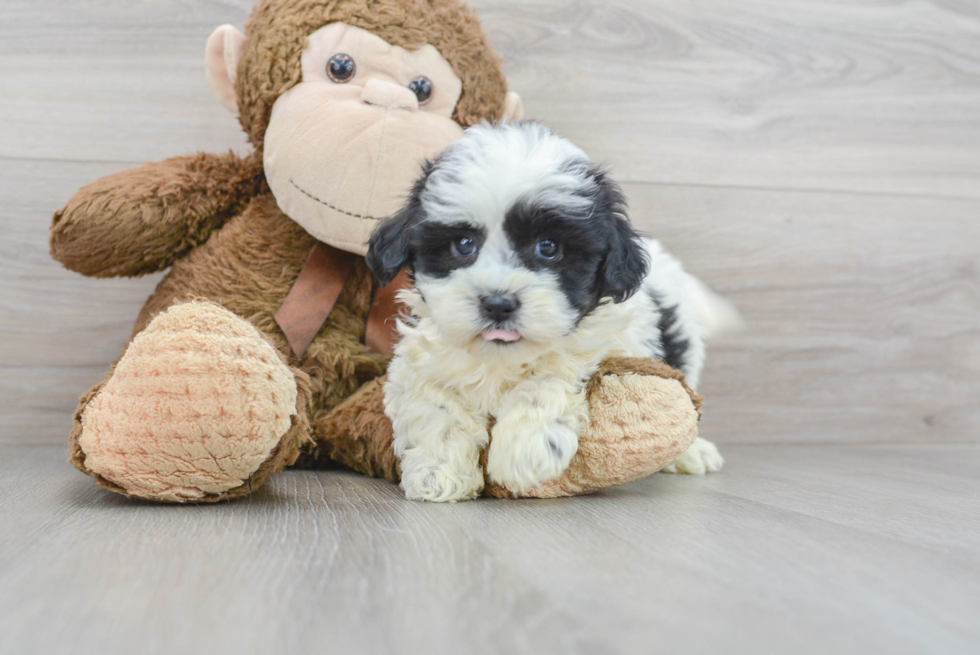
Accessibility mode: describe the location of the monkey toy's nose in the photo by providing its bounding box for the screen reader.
[480,294,520,323]
[361,79,419,111]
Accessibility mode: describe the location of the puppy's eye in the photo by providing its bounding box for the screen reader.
[327,54,356,83]
[408,76,433,105]
[535,239,560,260]
[451,236,478,258]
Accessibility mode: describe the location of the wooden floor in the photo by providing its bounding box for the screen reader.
[1,443,978,654]
[2,0,980,653]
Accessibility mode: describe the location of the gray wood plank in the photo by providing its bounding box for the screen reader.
[471,0,980,197]
[0,0,253,163]
[0,159,163,442]
[3,0,980,197]
[706,445,980,564]
[1,444,977,655]
[631,182,980,445]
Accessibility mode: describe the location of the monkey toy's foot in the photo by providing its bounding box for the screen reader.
[483,358,703,499]
[309,357,703,499]
[70,301,310,503]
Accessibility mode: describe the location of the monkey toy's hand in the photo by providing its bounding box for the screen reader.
[51,152,263,278]
[481,358,703,498]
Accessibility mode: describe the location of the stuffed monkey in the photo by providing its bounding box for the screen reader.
[50,0,701,503]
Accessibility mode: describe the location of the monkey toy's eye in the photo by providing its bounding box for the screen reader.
[451,236,477,259]
[535,239,560,261]
[408,76,433,105]
[327,54,356,83]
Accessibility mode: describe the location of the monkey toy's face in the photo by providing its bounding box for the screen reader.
[263,23,466,255]
[207,17,519,257]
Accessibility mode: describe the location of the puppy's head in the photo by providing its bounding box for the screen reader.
[367,122,648,360]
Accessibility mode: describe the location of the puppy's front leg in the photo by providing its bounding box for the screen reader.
[486,378,587,493]
[387,382,487,503]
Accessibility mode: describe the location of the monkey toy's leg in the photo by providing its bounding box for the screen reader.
[309,357,703,498]
[71,320,700,502]
[69,300,312,503]
[487,358,704,498]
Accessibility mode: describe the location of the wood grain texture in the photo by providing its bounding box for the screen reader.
[1,0,979,445]
[3,0,980,196]
[629,183,980,444]
[1,444,978,655]
[0,160,164,442]
[474,0,980,197]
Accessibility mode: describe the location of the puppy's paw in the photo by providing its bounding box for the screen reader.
[661,437,724,475]
[399,448,484,503]
[487,418,579,492]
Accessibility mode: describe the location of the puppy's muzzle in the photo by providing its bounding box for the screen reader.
[480,294,520,323]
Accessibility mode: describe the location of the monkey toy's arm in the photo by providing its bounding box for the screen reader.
[50,151,264,278]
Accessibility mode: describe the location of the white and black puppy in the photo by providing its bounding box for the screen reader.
[367,122,726,502]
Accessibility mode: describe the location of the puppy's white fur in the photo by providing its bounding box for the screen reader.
[381,123,724,502]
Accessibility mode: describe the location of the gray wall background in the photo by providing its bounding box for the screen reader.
[2,0,977,444]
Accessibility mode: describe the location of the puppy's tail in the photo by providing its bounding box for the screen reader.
[684,275,745,339]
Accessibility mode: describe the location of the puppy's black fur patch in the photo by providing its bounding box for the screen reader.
[411,221,487,279]
[366,161,434,285]
[503,167,648,320]
[647,290,691,371]
[589,168,649,304]
[368,161,490,285]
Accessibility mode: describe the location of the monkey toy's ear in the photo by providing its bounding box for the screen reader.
[502,92,524,122]
[205,24,246,114]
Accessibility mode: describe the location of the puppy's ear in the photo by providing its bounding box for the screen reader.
[366,162,432,285]
[594,171,649,303]
[600,215,648,302]
[367,207,416,286]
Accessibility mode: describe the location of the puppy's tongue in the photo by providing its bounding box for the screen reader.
[482,329,521,343]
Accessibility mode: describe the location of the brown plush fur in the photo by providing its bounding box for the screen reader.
[76,301,310,502]
[129,193,390,414]
[68,302,311,503]
[69,377,314,504]
[51,152,265,278]
[298,377,402,481]
[590,357,704,418]
[237,0,508,154]
[69,368,314,504]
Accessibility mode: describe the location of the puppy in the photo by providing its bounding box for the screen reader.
[367,122,726,502]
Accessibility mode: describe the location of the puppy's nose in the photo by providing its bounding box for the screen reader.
[480,294,520,323]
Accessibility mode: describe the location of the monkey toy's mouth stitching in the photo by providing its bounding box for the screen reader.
[289,179,384,221]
